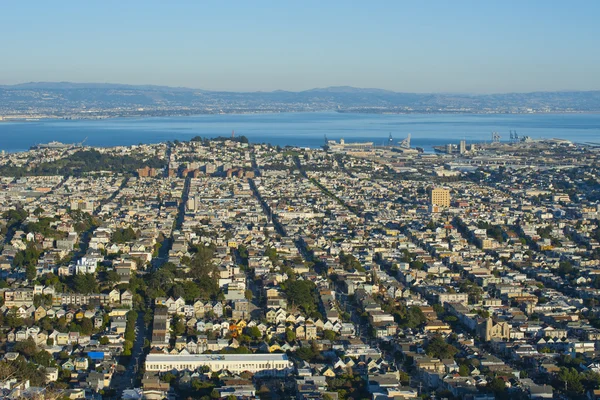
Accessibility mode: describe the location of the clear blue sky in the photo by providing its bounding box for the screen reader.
[1,1,599,93]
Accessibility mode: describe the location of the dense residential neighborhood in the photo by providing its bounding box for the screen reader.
[0,136,599,400]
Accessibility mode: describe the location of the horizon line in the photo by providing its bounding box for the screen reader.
[1,80,599,96]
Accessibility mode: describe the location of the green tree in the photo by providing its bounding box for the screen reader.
[459,280,484,304]
[106,270,120,285]
[33,350,55,367]
[111,227,138,243]
[409,260,424,270]
[557,261,574,278]
[73,273,99,294]
[281,279,318,316]
[181,281,201,301]
[171,284,185,299]
[582,371,600,391]
[14,338,38,357]
[557,367,584,395]
[338,251,365,272]
[323,330,337,341]
[296,346,316,361]
[14,243,42,268]
[264,247,278,264]
[123,340,133,356]
[188,244,221,300]
[161,372,177,383]
[238,245,248,261]
[80,318,93,335]
[26,264,37,281]
[171,315,186,337]
[5,309,24,328]
[488,377,508,397]
[245,326,262,340]
[396,306,426,329]
[425,335,458,359]
[285,329,296,342]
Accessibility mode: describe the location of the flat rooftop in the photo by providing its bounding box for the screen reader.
[146,353,289,362]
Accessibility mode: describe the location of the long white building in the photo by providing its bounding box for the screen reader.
[145,353,293,377]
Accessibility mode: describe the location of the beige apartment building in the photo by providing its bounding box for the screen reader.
[431,188,450,207]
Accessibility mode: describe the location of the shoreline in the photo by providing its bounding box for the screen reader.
[1,112,599,154]
[1,109,600,123]
[1,137,597,156]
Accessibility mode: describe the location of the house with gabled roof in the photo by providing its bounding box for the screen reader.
[16,306,29,320]
[213,302,224,317]
[62,360,75,371]
[34,306,47,321]
[296,325,306,340]
[266,309,277,323]
[120,290,133,308]
[193,300,205,317]
[276,324,286,335]
[108,289,120,304]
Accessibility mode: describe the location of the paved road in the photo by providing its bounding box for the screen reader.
[108,311,148,399]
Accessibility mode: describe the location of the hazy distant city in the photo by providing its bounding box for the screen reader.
[1,82,600,120]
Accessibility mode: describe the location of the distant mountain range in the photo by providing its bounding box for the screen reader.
[1,82,600,116]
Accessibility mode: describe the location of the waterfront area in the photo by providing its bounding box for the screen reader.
[0,135,599,399]
[1,112,600,153]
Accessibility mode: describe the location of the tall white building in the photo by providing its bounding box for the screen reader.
[74,257,98,275]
